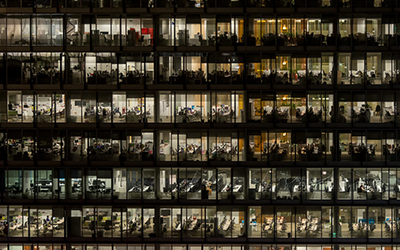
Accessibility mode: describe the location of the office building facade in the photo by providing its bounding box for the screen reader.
[1,1,400,250]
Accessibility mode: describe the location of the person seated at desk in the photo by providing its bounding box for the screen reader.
[375,105,381,116]
[270,140,279,154]
[360,143,367,152]
[129,220,138,234]
[114,107,122,117]
[368,144,375,153]
[275,72,289,84]
[262,109,269,117]
[85,107,96,117]
[360,185,373,193]
[370,71,376,78]
[46,215,51,224]
[224,70,230,77]
[127,107,140,116]
[2,222,7,236]
[384,73,391,84]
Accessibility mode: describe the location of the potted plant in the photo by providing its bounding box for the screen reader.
[290,103,297,116]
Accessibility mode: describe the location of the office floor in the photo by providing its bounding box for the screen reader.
[338,223,390,238]
[340,152,382,161]
[273,223,331,238]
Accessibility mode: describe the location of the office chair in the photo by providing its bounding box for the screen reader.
[357,187,365,199]
[369,223,376,232]
[296,108,303,122]
[384,110,392,122]
[104,220,113,232]
[89,221,95,232]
